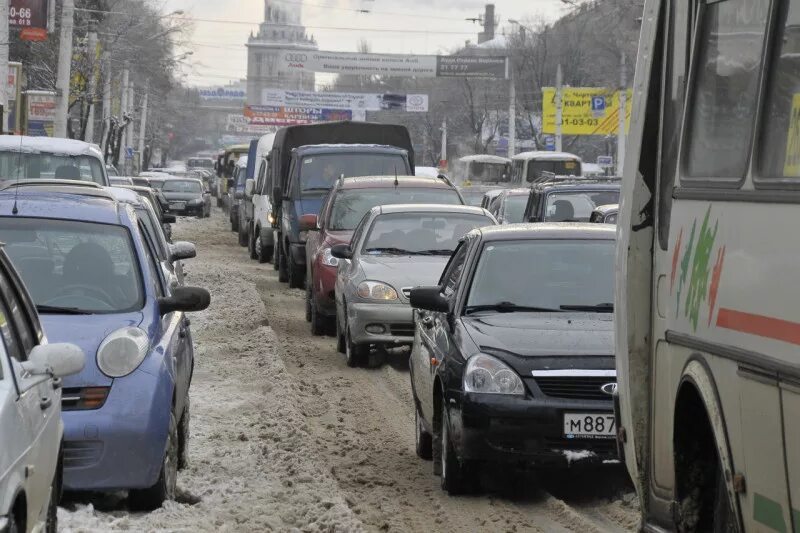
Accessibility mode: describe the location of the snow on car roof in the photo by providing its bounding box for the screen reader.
[457,154,510,164]
[0,136,104,159]
[511,151,582,162]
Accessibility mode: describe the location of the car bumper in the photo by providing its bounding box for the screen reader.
[451,392,618,467]
[170,203,205,216]
[348,302,414,345]
[62,368,172,492]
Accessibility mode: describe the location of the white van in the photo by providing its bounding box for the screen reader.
[245,133,276,263]
[511,151,582,184]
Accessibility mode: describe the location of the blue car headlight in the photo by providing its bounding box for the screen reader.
[97,327,150,378]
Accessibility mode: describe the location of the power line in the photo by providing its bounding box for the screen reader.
[269,0,474,22]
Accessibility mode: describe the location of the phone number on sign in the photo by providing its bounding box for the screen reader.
[9,7,33,19]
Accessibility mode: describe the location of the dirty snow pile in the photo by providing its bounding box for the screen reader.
[59,215,365,532]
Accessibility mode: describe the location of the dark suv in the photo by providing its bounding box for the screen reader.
[522,177,621,223]
[409,223,618,494]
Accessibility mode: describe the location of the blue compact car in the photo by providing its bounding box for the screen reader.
[0,184,210,509]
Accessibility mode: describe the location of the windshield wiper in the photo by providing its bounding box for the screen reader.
[365,247,412,255]
[560,303,614,312]
[464,301,562,315]
[415,249,455,256]
[301,187,331,193]
[36,304,92,315]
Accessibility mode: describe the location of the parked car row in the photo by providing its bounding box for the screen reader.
[0,136,211,532]
[222,121,623,495]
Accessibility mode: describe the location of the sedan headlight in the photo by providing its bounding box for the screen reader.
[96,327,150,378]
[321,247,339,267]
[464,353,525,395]
[357,281,398,301]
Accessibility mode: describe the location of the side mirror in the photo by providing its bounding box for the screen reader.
[162,214,177,224]
[245,179,255,197]
[22,343,85,378]
[158,286,211,315]
[409,286,449,313]
[299,213,318,232]
[330,244,352,260]
[169,241,196,262]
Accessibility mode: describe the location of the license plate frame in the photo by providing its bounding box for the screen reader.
[171,202,186,210]
[563,412,615,439]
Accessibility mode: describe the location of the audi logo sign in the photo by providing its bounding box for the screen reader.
[600,383,618,395]
[285,53,308,63]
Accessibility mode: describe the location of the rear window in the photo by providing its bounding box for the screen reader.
[163,180,202,194]
[330,188,462,230]
[545,190,620,222]
[299,153,407,194]
[0,152,106,185]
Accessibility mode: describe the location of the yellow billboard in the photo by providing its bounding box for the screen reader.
[784,94,800,177]
[542,87,632,136]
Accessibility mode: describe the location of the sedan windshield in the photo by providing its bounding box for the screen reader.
[330,188,462,230]
[466,239,615,313]
[299,153,407,193]
[363,213,492,255]
[0,218,144,313]
[163,180,202,194]
[545,190,620,222]
[0,152,105,184]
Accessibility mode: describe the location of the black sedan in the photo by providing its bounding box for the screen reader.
[161,178,211,218]
[409,223,618,494]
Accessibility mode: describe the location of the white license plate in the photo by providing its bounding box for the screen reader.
[171,202,186,210]
[563,413,615,439]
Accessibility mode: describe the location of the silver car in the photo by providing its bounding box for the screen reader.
[332,204,497,367]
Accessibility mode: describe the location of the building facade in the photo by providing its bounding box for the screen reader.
[246,0,317,105]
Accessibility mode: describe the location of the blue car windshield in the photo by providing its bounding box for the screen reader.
[0,218,144,314]
[299,153,407,193]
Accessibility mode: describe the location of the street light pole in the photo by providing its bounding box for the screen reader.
[85,20,98,142]
[617,51,627,177]
[555,64,563,152]
[54,0,75,138]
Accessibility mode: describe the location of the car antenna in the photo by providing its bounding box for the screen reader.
[394,166,398,188]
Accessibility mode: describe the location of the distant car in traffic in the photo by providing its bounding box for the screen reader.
[0,136,109,186]
[161,178,211,218]
[488,188,530,224]
[523,177,621,223]
[589,204,619,224]
[409,223,618,493]
[0,247,85,533]
[304,176,465,335]
[333,204,496,367]
[228,156,248,234]
[117,184,174,241]
[246,133,276,264]
[0,186,210,510]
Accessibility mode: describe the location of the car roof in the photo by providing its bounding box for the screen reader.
[511,151,582,162]
[535,181,621,192]
[106,186,145,206]
[164,177,203,184]
[458,154,510,164]
[295,144,408,156]
[475,222,616,241]
[337,176,455,190]
[0,190,123,224]
[372,203,491,217]
[503,188,531,197]
[0,135,104,159]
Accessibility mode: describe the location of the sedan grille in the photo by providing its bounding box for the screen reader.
[534,376,614,401]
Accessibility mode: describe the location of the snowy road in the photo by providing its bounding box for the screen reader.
[60,211,640,532]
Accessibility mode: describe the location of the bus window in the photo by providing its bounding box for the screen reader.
[683,0,770,181]
[757,0,800,181]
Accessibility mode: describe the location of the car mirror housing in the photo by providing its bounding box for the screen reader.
[162,214,177,224]
[158,286,211,315]
[245,179,255,197]
[299,213,318,232]
[330,244,352,260]
[409,286,449,313]
[169,241,197,262]
[22,343,86,378]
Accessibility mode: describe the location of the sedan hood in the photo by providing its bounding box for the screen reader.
[463,313,614,358]
[162,191,202,202]
[41,313,143,387]
[360,255,450,300]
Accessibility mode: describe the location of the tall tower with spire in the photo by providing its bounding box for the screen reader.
[246,0,317,105]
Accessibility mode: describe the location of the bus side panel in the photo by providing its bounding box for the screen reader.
[781,386,800,533]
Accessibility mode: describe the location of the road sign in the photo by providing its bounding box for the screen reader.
[544,135,556,151]
[591,96,606,116]
[125,147,134,160]
[597,155,614,168]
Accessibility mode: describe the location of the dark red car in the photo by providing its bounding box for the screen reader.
[302,176,464,335]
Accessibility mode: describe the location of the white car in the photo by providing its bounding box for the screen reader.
[247,133,276,264]
[0,251,85,533]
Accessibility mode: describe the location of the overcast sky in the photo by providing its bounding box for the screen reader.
[160,0,569,87]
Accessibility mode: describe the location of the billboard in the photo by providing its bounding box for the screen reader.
[25,90,57,137]
[542,87,632,136]
[279,51,507,79]
[200,87,247,101]
[10,0,49,41]
[261,89,428,112]
[244,106,352,127]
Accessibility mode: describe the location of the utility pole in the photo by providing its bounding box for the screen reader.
[0,0,9,134]
[100,52,111,153]
[137,82,148,173]
[125,82,134,172]
[508,64,516,158]
[84,20,98,142]
[555,64,563,152]
[54,0,75,138]
[617,51,627,177]
[440,118,447,172]
[116,66,129,168]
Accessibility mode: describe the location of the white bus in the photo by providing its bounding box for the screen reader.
[511,151,583,183]
[616,0,800,531]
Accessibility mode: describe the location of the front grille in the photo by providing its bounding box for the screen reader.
[64,441,104,469]
[390,323,415,337]
[534,377,615,401]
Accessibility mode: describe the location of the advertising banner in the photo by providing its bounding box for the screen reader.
[280,51,507,79]
[244,105,352,127]
[10,0,49,41]
[225,114,278,135]
[542,87,632,136]
[200,87,247,101]
[261,89,428,112]
[25,90,57,137]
